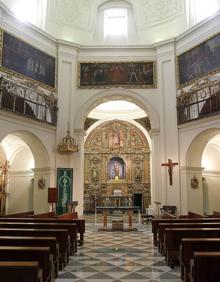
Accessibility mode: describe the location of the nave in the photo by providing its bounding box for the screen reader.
[56,219,181,282]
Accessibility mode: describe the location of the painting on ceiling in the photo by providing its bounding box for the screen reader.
[78,61,156,88]
[177,33,220,87]
[0,31,56,89]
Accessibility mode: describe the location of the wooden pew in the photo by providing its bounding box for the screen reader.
[164,227,220,267]
[31,212,56,218]
[3,211,34,217]
[0,228,69,270]
[188,252,220,282]
[0,221,77,255]
[213,211,220,218]
[0,246,52,282]
[180,238,220,282]
[0,261,42,282]
[152,217,220,246]
[158,222,220,254]
[0,217,85,246]
[0,236,59,278]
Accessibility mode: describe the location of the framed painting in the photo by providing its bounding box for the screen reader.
[0,30,56,89]
[177,33,220,87]
[56,168,73,215]
[78,61,156,88]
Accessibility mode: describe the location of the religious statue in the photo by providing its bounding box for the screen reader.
[113,164,120,180]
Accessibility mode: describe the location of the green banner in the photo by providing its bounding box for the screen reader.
[56,168,73,215]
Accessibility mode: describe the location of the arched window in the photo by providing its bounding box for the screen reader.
[104,7,128,39]
[95,0,136,44]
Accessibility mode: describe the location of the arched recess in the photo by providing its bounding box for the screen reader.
[185,128,220,215]
[187,128,220,167]
[0,130,50,215]
[74,89,160,215]
[75,89,160,131]
[84,119,151,213]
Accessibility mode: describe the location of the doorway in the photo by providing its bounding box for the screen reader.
[133,193,143,212]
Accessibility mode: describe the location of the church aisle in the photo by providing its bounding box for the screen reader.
[55,221,181,282]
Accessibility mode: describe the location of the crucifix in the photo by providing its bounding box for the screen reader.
[161,159,178,186]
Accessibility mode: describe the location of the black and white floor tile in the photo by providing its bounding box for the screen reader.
[55,216,181,282]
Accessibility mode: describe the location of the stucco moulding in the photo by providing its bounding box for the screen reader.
[78,61,157,89]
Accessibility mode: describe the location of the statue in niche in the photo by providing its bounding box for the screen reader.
[135,166,142,182]
[109,157,125,180]
[113,163,120,180]
[91,167,99,182]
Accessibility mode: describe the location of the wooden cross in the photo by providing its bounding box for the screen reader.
[161,159,178,186]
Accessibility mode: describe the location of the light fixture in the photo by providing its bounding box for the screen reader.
[57,123,79,154]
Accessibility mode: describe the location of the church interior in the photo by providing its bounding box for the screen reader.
[0,0,220,281]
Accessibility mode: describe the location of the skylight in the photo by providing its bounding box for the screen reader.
[13,0,37,24]
[104,8,127,38]
[195,0,219,22]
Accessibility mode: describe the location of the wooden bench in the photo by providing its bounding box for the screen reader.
[180,238,220,282]
[0,217,85,246]
[188,252,220,282]
[164,227,220,267]
[158,222,220,254]
[152,217,220,246]
[0,221,77,255]
[0,246,52,282]
[0,236,59,277]
[0,261,42,282]
[3,211,35,218]
[0,228,69,270]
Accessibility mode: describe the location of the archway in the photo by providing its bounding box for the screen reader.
[74,90,160,215]
[186,128,220,214]
[0,130,50,215]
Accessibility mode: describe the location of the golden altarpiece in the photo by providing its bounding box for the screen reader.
[0,154,9,216]
[84,120,151,213]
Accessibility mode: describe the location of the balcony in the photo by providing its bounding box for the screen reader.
[0,76,57,126]
[177,78,220,125]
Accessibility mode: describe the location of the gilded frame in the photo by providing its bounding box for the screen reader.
[78,61,156,88]
[0,29,56,90]
[177,33,220,88]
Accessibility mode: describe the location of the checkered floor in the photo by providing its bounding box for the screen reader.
[55,215,181,282]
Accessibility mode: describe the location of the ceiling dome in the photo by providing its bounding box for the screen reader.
[0,0,220,45]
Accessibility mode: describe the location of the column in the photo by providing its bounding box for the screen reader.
[71,129,86,216]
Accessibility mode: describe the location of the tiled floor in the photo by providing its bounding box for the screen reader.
[55,215,181,282]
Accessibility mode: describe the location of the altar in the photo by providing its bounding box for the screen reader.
[99,195,132,207]
[95,206,141,230]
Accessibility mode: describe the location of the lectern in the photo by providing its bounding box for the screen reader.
[48,187,58,212]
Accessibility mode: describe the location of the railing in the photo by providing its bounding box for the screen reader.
[177,78,220,125]
[0,76,57,125]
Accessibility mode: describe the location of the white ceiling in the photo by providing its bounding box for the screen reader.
[1,0,220,45]
[88,100,147,119]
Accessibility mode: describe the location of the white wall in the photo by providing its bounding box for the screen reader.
[0,2,220,216]
[7,147,34,214]
[202,143,220,214]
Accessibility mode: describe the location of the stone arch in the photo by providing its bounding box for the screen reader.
[1,130,50,169]
[75,89,160,130]
[186,128,220,167]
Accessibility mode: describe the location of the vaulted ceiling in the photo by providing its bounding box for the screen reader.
[0,0,219,45]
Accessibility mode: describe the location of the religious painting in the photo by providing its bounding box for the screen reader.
[109,124,124,147]
[0,31,56,89]
[108,157,125,180]
[177,33,220,87]
[56,168,73,215]
[78,61,156,88]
